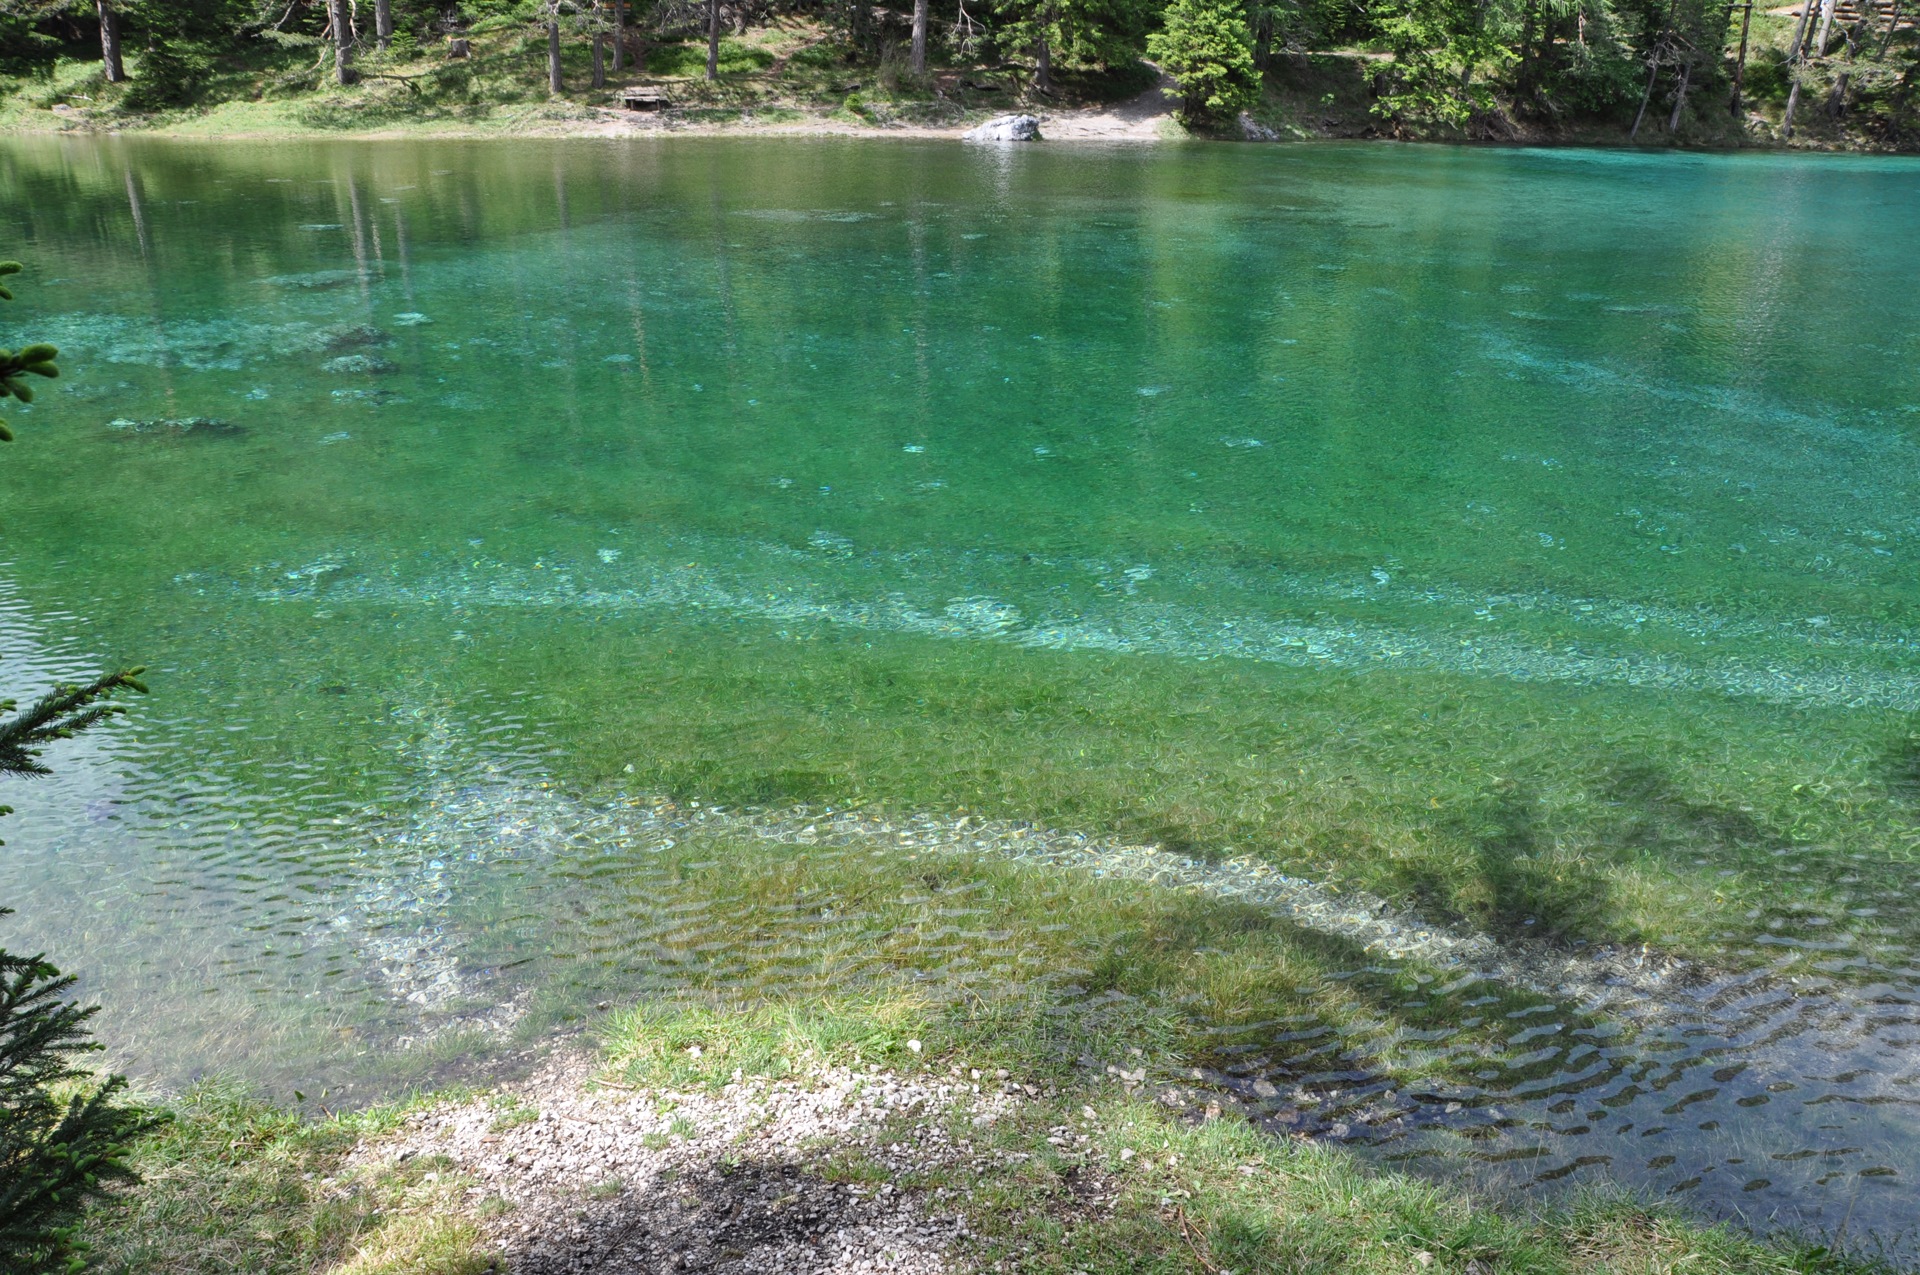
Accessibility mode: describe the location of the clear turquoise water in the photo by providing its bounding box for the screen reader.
[4,135,1920,1257]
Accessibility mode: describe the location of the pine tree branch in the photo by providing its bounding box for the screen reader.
[0,669,148,785]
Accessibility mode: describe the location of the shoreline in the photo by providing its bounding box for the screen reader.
[8,99,1910,153]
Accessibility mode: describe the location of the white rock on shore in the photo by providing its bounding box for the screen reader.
[963,115,1042,142]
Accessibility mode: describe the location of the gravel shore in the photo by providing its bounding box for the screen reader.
[346,1052,1045,1273]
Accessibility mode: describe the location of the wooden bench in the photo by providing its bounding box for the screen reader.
[622,87,673,111]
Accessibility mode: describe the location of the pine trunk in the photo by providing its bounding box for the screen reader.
[375,0,393,50]
[706,0,720,79]
[330,0,357,85]
[1629,54,1659,138]
[611,0,625,71]
[548,19,564,93]
[911,0,928,74]
[97,0,124,82]
[1731,1,1752,114]
[1035,32,1052,93]
[1666,59,1691,131]
[592,32,606,86]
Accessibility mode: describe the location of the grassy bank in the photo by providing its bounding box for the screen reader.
[79,993,1896,1274]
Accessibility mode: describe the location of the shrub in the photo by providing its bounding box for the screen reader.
[1148,0,1260,124]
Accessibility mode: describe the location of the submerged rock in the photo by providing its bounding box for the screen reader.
[322,324,394,353]
[322,353,397,375]
[965,114,1042,142]
[106,416,246,438]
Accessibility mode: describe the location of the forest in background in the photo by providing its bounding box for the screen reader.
[3,0,1920,146]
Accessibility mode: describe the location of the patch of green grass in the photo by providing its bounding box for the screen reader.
[645,38,778,78]
[79,1080,496,1275]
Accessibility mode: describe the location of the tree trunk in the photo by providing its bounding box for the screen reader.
[911,0,928,75]
[1034,32,1052,93]
[330,0,357,85]
[375,0,393,50]
[1814,0,1838,54]
[1879,0,1903,56]
[1630,0,1676,139]
[611,0,624,71]
[548,20,564,93]
[97,0,124,82]
[592,31,606,86]
[1731,0,1752,114]
[1629,54,1660,138]
[1786,0,1837,134]
[706,0,720,80]
[1666,59,1691,130]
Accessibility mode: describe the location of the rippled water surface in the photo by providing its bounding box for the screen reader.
[4,136,1920,1259]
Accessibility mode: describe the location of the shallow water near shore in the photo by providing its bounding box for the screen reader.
[4,134,1920,1259]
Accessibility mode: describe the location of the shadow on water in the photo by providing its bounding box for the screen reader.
[1393,784,1616,944]
[1603,760,1782,861]
[1879,724,1920,807]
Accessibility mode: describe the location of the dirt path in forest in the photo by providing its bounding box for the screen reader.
[1033,71,1182,140]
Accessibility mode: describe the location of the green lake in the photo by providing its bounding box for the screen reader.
[3,134,1920,1258]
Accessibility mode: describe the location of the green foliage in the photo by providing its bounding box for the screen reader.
[990,0,1158,77]
[645,38,774,76]
[1148,0,1261,122]
[1370,0,1514,127]
[123,40,215,108]
[0,263,60,445]
[0,12,62,78]
[0,919,166,1275]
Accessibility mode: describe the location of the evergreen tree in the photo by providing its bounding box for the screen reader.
[1,259,159,1274]
[1149,0,1260,122]
[991,0,1157,91]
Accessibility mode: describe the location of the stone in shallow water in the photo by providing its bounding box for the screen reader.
[965,114,1042,142]
[321,324,394,353]
[105,416,246,438]
[322,353,397,375]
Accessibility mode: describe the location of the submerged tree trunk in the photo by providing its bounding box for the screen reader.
[592,31,605,86]
[375,0,393,50]
[706,0,720,80]
[911,0,928,74]
[330,0,357,85]
[97,0,124,81]
[548,19,563,93]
